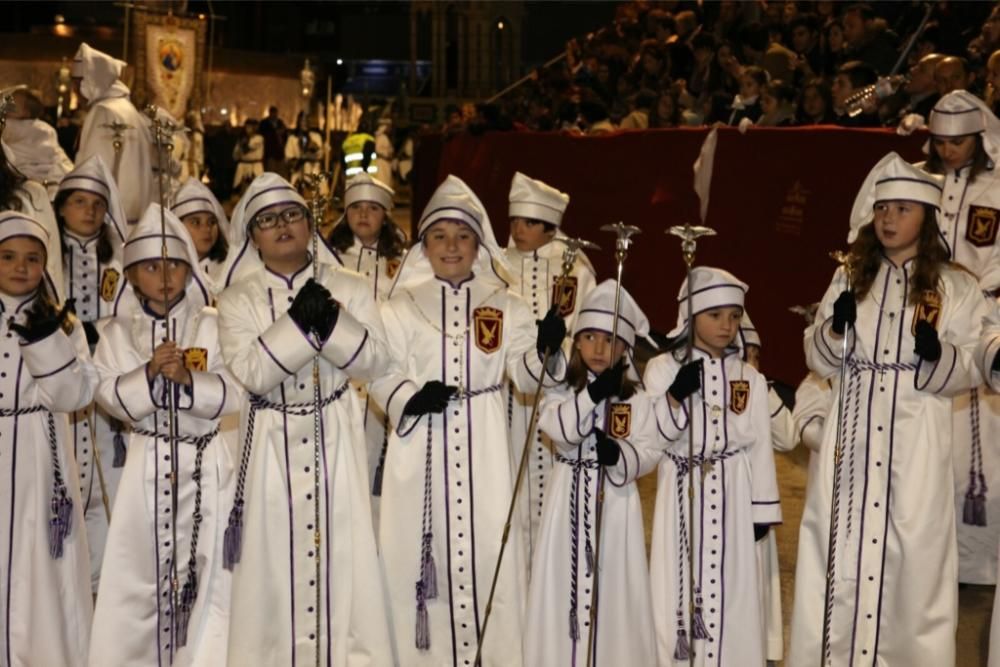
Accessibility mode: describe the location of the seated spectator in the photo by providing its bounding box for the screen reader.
[935,55,975,96]
[988,49,1000,117]
[821,17,847,77]
[789,13,824,80]
[580,96,617,135]
[841,2,899,75]
[899,53,944,121]
[797,78,836,125]
[728,65,767,125]
[740,21,797,84]
[832,60,880,126]
[649,89,683,128]
[758,79,797,126]
[620,89,657,129]
[687,33,718,99]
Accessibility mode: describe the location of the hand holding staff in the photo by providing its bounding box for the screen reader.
[666,222,716,664]
[474,235,598,666]
[584,221,641,666]
[821,250,855,666]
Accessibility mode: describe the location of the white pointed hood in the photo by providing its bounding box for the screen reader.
[221,172,341,288]
[848,152,943,243]
[57,154,128,245]
[72,42,129,104]
[388,175,512,296]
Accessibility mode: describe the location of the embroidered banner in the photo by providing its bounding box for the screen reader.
[145,23,196,119]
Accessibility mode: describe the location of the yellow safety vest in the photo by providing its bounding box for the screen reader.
[342,132,377,176]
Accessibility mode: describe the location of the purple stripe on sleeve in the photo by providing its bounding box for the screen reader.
[258,336,294,375]
[336,330,369,370]
[29,357,75,379]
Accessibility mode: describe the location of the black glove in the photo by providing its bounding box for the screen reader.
[770,379,796,412]
[593,428,621,467]
[913,320,941,362]
[82,320,100,347]
[289,278,338,339]
[587,359,627,404]
[668,359,703,403]
[403,380,458,416]
[536,305,567,356]
[754,523,769,542]
[9,300,72,344]
[831,290,856,335]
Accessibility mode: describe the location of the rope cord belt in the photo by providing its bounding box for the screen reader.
[222,380,350,571]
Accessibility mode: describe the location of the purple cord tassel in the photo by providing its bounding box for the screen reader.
[585,540,595,577]
[673,628,691,661]
[415,581,430,650]
[569,606,580,641]
[223,501,244,571]
[964,490,977,526]
[372,462,384,497]
[974,493,988,527]
[176,580,198,648]
[48,494,73,558]
[691,607,712,640]
[421,533,437,599]
[112,431,127,468]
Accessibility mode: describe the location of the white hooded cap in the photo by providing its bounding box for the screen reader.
[120,204,211,311]
[0,211,61,299]
[927,90,1000,164]
[573,279,650,349]
[330,172,397,231]
[71,43,127,104]
[344,173,394,211]
[667,266,748,338]
[507,172,570,227]
[221,172,341,288]
[56,154,128,245]
[171,177,230,239]
[389,175,511,296]
[848,152,943,243]
[738,311,761,349]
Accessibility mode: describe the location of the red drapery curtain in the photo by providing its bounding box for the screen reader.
[413,127,927,384]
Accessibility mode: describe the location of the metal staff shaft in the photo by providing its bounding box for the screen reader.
[667,223,716,666]
[474,236,598,667]
[585,222,640,667]
[820,251,853,666]
[147,106,181,653]
[88,410,112,522]
[305,171,331,667]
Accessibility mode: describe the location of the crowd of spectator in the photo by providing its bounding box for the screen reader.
[445,1,1000,135]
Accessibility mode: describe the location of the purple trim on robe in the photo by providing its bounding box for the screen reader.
[225,238,251,288]
[336,329,368,370]
[439,284,460,665]
[4,358,25,666]
[114,375,141,422]
[848,271,897,661]
[798,415,822,444]
[557,397,581,447]
[319,396,333,666]
[464,287,483,643]
[608,439,637,488]
[274,320,298,666]
[717,459,728,665]
[721,361,730,454]
[574,392,588,440]
[209,374,226,421]
[152,416,166,667]
[26,355,75,380]
[817,318,843,368]
[871,297,907,661]
[522,352,541,384]
[258,336,295,375]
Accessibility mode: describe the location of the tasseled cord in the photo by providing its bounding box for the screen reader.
[176,575,198,648]
[415,417,438,650]
[673,615,691,661]
[691,588,712,640]
[112,428,127,468]
[48,491,73,559]
[222,500,244,571]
